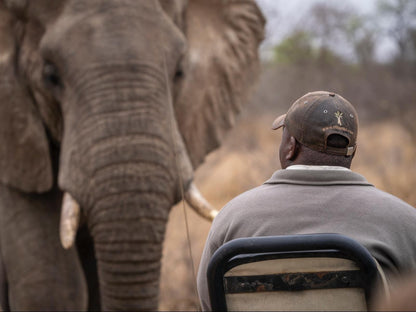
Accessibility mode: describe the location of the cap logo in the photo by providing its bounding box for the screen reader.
[335,111,343,126]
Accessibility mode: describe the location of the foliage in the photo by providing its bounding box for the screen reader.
[270,0,416,69]
[273,31,314,64]
[273,31,344,66]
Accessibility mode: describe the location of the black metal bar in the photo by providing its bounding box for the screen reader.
[207,233,380,311]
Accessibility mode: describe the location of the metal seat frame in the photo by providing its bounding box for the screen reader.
[207,233,381,311]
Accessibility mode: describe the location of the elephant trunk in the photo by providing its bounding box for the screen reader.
[90,190,169,310]
[85,137,174,310]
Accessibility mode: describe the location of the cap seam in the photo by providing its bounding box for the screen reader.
[300,95,324,145]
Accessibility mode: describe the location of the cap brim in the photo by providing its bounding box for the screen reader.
[271,114,286,130]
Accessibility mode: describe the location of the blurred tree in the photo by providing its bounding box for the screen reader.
[345,16,376,66]
[277,2,377,66]
[307,3,351,52]
[377,0,416,63]
[273,30,314,64]
[272,30,343,66]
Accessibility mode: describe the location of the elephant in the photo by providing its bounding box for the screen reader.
[0,0,265,310]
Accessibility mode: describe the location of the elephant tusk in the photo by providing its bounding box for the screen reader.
[59,192,81,249]
[184,182,219,222]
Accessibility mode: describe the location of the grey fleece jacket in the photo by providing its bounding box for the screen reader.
[197,168,416,311]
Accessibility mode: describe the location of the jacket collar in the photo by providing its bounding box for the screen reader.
[286,165,350,171]
[265,168,373,186]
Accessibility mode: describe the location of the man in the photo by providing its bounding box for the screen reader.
[197,91,416,311]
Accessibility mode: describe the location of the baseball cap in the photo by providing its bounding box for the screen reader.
[272,91,358,156]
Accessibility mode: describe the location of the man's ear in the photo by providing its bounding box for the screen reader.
[286,136,298,161]
[351,146,357,158]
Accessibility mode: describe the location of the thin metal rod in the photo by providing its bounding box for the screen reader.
[163,55,201,311]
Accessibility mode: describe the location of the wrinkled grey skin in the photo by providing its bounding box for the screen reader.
[0,0,264,310]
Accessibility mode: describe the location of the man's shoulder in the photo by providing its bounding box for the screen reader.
[222,184,270,208]
[368,186,415,210]
[213,184,273,220]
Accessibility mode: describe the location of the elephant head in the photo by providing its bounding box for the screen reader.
[0,0,264,310]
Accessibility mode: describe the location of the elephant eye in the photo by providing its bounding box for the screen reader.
[174,67,184,80]
[174,56,185,82]
[42,61,62,88]
[175,66,185,79]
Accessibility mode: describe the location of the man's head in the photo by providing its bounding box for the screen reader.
[272,91,359,169]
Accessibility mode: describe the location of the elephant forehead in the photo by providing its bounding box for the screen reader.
[40,1,185,68]
[43,2,176,41]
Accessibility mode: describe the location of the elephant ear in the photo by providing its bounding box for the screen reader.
[0,2,53,193]
[174,0,265,168]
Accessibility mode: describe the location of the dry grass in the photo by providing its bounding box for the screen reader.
[159,110,416,310]
[353,121,416,205]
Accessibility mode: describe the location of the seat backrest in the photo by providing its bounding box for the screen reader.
[207,234,383,311]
